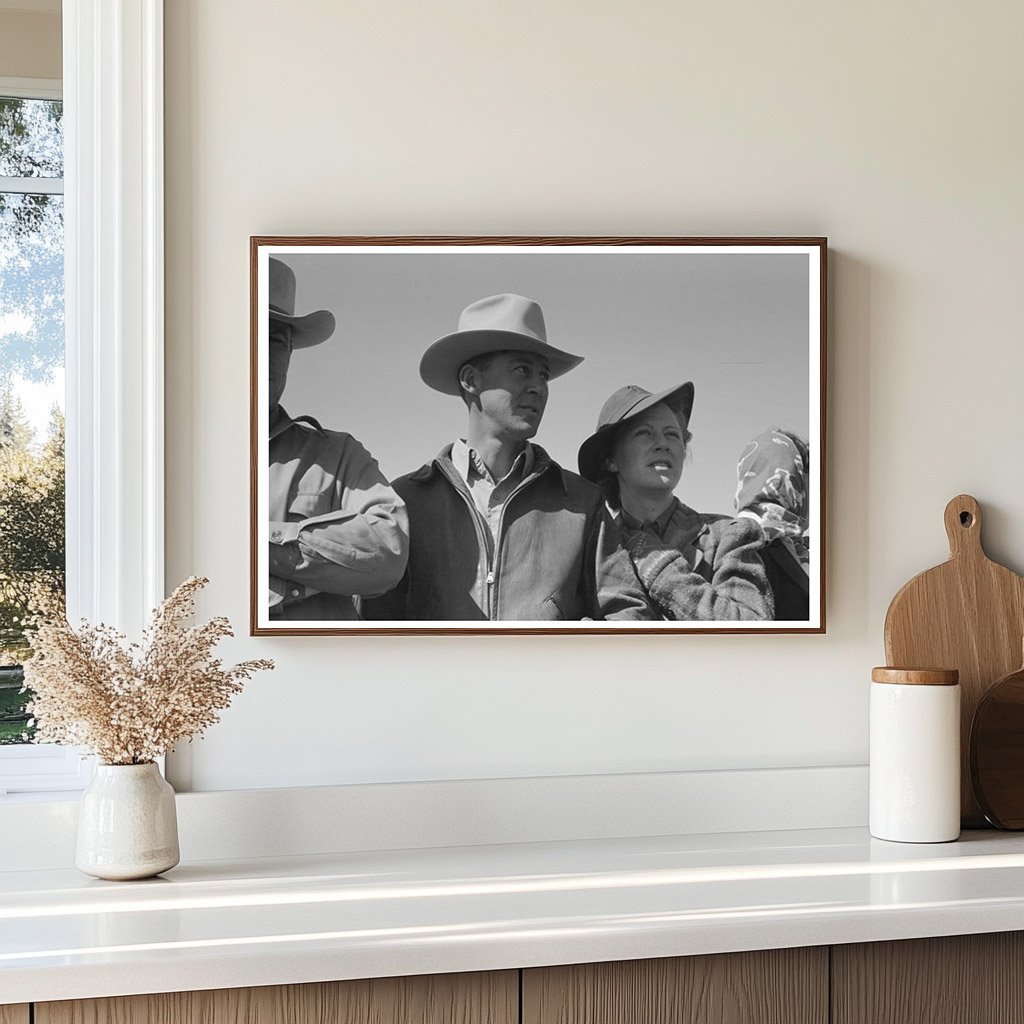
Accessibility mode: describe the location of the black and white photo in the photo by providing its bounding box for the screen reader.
[251,238,825,635]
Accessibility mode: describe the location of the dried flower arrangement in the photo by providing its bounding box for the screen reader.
[23,577,273,765]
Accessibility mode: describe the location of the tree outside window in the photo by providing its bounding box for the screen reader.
[0,94,65,744]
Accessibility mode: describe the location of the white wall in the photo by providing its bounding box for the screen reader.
[163,1,1024,791]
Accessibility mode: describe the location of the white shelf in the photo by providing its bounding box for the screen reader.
[4,826,1024,1004]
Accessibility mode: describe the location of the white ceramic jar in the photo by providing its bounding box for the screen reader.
[870,667,961,843]
[76,762,180,880]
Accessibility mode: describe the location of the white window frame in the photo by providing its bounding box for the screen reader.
[0,76,64,193]
[0,77,61,101]
[0,0,164,799]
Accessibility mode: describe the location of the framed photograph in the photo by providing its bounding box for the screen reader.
[251,237,826,635]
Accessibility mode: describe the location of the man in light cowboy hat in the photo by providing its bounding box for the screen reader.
[267,256,408,620]
[360,293,650,621]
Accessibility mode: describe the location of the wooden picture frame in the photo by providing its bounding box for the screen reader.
[251,236,826,635]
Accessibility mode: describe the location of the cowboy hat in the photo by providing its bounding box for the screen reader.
[577,382,695,482]
[419,293,583,396]
[268,257,336,349]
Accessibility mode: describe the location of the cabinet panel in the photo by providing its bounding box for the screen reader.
[832,932,1024,1024]
[0,1006,29,1024]
[523,948,828,1024]
[36,971,518,1024]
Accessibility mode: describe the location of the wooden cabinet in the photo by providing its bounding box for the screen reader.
[832,932,1024,1024]
[35,972,517,1024]
[522,948,827,1024]
[17,933,1024,1024]
[521,936,1024,1024]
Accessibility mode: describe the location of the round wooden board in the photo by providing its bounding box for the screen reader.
[971,664,1024,829]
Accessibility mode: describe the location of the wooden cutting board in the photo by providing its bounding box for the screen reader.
[884,494,1024,827]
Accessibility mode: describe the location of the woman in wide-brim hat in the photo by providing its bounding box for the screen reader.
[577,383,774,622]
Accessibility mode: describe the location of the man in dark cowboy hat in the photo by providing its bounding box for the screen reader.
[268,257,408,620]
[361,293,649,621]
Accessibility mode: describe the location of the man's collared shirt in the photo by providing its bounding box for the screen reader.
[451,439,535,556]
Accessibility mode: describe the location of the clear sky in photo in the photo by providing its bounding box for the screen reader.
[275,248,812,517]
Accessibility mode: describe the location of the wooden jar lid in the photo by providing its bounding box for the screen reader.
[871,667,960,686]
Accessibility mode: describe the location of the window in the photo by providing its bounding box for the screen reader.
[0,4,166,800]
[0,79,83,797]
[0,86,65,740]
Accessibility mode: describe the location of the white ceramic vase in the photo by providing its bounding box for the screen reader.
[76,762,180,880]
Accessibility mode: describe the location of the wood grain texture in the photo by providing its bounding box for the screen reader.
[832,933,1024,1024]
[970,661,1024,827]
[0,1006,29,1024]
[36,971,517,1024]
[884,494,1024,826]
[522,949,828,1024]
[871,667,959,686]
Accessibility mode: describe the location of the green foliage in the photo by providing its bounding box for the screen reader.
[0,665,31,743]
[0,390,65,665]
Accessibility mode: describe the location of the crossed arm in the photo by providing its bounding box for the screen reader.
[269,442,408,607]
[624,517,774,621]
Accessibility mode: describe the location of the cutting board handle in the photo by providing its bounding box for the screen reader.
[944,494,983,559]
